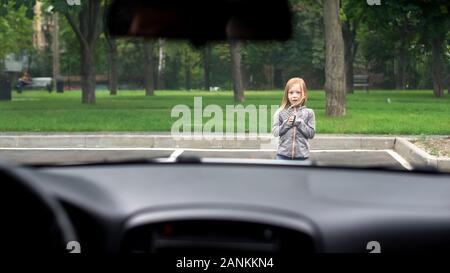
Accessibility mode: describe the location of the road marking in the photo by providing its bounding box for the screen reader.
[168,149,184,161]
[385,150,413,171]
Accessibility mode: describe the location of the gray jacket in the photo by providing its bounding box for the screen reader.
[272,105,316,159]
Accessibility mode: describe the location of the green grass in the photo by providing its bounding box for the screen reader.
[0,89,449,135]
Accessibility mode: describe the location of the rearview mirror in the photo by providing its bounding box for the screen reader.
[106,0,292,45]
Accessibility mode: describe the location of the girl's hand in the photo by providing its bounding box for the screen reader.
[288,116,295,124]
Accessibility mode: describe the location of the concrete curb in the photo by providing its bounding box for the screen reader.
[394,138,450,172]
[0,134,396,150]
[394,138,437,169]
[309,136,395,150]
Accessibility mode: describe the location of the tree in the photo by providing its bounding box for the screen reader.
[51,0,103,104]
[104,0,117,95]
[157,39,166,89]
[361,0,450,95]
[342,19,357,93]
[241,1,325,90]
[202,43,211,90]
[359,1,418,89]
[229,40,244,102]
[202,42,232,90]
[104,32,118,95]
[51,12,60,91]
[446,33,450,94]
[323,0,346,116]
[183,46,192,90]
[0,1,34,65]
[416,0,450,97]
[173,42,202,90]
[341,0,365,93]
[142,40,155,96]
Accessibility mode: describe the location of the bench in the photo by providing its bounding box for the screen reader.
[30,77,53,91]
[17,77,53,93]
[353,75,370,92]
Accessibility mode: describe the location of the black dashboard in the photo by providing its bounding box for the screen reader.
[11,161,449,255]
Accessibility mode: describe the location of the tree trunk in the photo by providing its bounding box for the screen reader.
[81,45,96,104]
[157,39,166,89]
[64,0,102,104]
[448,75,450,94]
[269,64,274,89]
[107,38,118,95]
[395,45,407,90]
[431,37,444,97]
[447,71,450,94]
[143,40,155,96]
[229,40,244,102]
[274,68,283,89]
[51,13,60,92]
[185,50,192,90]
[203,44,211,90]
[447,64,450,94]
[104,0,117,95]
[342,20,357,94]
[323,0,346,116]
[345,54,354,93]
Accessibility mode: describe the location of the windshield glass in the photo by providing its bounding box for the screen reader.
[0,0,449,173]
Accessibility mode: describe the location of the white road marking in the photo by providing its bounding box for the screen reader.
[168,149,184,161]
[385,150,413,171]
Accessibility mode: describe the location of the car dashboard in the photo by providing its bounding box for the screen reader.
[16,161,450,255]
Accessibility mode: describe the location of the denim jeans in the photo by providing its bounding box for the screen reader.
[276,154,309,161]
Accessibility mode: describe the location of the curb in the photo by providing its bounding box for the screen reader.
[394,138,450,172]
[0,134,396,150]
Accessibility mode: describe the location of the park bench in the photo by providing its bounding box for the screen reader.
[353,74,370,92]
[30,77,53,91]
[17,77,53,93]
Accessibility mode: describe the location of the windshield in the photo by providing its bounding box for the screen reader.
[0,0,449,173]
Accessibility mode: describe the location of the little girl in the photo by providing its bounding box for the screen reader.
[272,77,316,160]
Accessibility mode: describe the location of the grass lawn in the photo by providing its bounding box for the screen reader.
[0,89,449,135]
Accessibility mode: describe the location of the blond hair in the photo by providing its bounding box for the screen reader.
[278,77,308,112]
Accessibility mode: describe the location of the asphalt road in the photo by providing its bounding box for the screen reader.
[0,148,409,170]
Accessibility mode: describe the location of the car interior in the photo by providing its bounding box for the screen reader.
[1,0,450,266]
